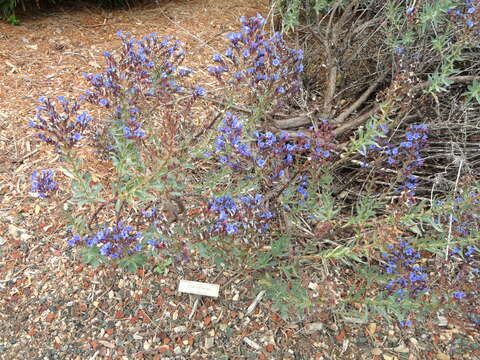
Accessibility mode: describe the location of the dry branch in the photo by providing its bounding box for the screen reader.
[333,72,387,124]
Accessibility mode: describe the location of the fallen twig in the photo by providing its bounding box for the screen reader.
[246,290,266,316]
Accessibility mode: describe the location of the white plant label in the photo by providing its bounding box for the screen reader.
[178,280,220,298]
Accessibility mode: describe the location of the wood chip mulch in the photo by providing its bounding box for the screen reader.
[0,1,479,359]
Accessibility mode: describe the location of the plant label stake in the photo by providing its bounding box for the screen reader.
[178,279,220,298]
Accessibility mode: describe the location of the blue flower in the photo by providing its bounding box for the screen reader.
[226,223,239,235]
[394,45,404,55]
[68,235,81,246]
[225,48,233,58]
[453,291,466,299]
[193,86,206,97]
[100,242,112,256]
[259,211,274,219]
[179,68,194,76]
[147,239,158,246]
[298,185,308,198]
[31,169,58,198]
[465,246,475,257]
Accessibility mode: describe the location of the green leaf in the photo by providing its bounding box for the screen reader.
[271,235,290,257]
[80,246,103,268]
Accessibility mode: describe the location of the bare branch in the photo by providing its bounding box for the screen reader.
[334,72,387,124]
[332,104,380,137]
[273,114,312,129]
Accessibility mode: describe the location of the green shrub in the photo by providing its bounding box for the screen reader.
[1,0,135,22]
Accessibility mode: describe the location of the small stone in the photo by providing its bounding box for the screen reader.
[436,353,450,360]
[260,330,276,346]
[437,316,448,327]
[243,337,261,350]
[342,316,367,324]
[174,326,187,333]
[8,224,32,241]
[393,343,409,353]
[371,348,382,356]
[308,282,319,291]
[304,322,324,334]
[383,355,397,360]
[205,337,214,349]
[367,323,377,336]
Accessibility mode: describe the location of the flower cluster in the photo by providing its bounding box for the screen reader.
[28,96,92,148]
[436,191,480,238]
[212,111,252,168]
[253,120,335,176]
[31,169,59,198]
[209,113,335,200]
[361,124,428,198]
[447,0,479,30]
[81,31,202,142]
[441,243,479,326]
[208,194,274,237]
[207,14,303,106]
[382,240,429,300]
[141,206,170,250]
[68,221,144,259]
[212,113,334,169]
[82,32,193,107]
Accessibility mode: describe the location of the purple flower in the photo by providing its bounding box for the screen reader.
[30,97,91,148]
[68,235,81,246]
[394,45,404,55]
[192,86,206,98]
[31,169,58,198]
[226,223,239,235]
[257,158,266,167]
[465,247,475,257]
[99,98,109,107]
[453,291,466,299]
